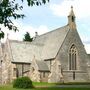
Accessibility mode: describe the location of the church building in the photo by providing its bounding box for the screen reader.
[0,7,90,84]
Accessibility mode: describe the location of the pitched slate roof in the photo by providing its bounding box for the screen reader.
[36,60,49,71]
[9,25,70,63]
[88,54,90,60]
[33,25,70,59]
[9,41,42,63]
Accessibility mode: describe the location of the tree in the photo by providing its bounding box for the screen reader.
[0,0,49,39]
[0,0,24,39]
[22,0,49,6]
[23,32,33,42]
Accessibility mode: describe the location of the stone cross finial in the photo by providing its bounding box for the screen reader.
[68,6,76,30]
[71,6,73,9]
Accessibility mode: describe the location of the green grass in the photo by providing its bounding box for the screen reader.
[0,85,90,90]
[32,82,56,87]
[0,82,90,90]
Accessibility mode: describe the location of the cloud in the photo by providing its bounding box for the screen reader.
[81,35,90,44]
[85,44,90,54]
[77,23,90,45]
[1,21,49,42]
[49,0,90,53]
[50,0,90,18]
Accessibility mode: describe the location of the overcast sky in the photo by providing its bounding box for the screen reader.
[0,0,90,53]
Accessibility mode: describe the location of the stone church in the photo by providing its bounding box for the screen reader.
[0,7,90,84]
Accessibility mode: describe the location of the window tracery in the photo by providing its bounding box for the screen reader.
[69,44,77,70]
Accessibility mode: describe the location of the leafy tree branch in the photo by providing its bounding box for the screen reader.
[0,0,49,39]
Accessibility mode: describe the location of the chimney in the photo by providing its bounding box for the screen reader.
[35,32,38,38]
[33,32,38,40]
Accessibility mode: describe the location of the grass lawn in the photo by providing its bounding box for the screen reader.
[32,82,56,87]
[0,84,90,90]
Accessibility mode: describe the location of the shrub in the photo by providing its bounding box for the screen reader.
[13,76,33,89]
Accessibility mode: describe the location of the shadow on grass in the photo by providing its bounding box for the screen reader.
[32,82,90,90]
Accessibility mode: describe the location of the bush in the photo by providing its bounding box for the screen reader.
[13,76,33,89]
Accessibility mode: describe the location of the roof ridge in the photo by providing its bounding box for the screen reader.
[36,25,68,38]
[9,39,44,46]
[40,25,70,59]
[9,40,31,43]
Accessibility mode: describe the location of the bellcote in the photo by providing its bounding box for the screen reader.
[68,6,76,30]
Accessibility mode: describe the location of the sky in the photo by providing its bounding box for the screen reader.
[0,0,90,54]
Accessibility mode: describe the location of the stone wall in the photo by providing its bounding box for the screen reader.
[63,70,88,82]
[40,71,49,82]
[29,67,40,82]
[1,40,14,84]
[56,29,89,82]
[48,60,63,83]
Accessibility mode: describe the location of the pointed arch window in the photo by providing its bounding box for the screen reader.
[69,44,77,70]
